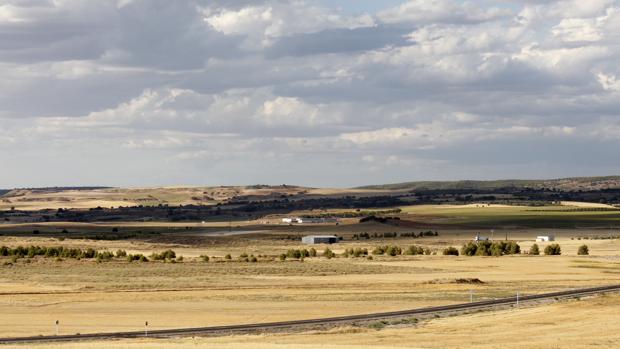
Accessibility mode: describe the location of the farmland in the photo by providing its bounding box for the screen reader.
[1,182,620,348]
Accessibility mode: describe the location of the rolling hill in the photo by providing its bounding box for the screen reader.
[357,176,620,192]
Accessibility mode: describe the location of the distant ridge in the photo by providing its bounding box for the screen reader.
[356,176,620,192]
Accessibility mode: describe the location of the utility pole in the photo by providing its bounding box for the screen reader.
[470,290,474,303]
[55,320,59,336]
[145,321,148,337]
[516,291,520,307]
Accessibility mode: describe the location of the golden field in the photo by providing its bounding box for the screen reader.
[0,232,619,339]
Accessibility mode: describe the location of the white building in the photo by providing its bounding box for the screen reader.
[474,233,489,242]
[536,235,555,242]
[282,217,338,224]
[302,235,339,244]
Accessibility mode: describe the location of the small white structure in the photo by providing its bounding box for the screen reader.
[536,235,555,242]
[282,217,298,224]
[302,235,339,244]
[282,217,338,224]
[474,233,489,242]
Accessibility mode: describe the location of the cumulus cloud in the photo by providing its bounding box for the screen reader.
[1,0,620,187]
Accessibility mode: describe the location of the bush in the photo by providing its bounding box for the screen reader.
[577,245,589,255]
[96,251,114,261]
[115,249,127,258]
[127,254,148,262]
[249,256,258,263]
[404,245,424,255]
[309,248,317,257]
[385,245,402,256]
[286,249,302,259]
[544,244,562,255]
[323,248,335,259]
[372,246,385,255]
[529,244,540,255]
[151,249,176,261]
[224,254,232,260]
[443,247,459,256]
[461,242,478,256]
[279,254,287,261]
[461,241,521,257]
[200,255,210,262]
[372,245,401,256]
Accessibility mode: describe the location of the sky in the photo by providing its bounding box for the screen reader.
[1,0,620,188]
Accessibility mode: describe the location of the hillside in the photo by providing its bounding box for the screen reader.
[357,176,620,192]
[0,185,393,211]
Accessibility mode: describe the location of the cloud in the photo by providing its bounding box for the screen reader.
[1,0,620,187]
[377,0,512,24]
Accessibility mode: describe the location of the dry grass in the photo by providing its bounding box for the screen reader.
[0,234,619,338]
[4,294,620,349]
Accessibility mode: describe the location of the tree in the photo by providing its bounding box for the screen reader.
[529,244,540,255]
[544,244,562,255]
[577,245,589,255]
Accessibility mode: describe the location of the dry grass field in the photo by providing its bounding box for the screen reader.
[3,293,620,349]
[1,202,619,347]
[0,232,619,339]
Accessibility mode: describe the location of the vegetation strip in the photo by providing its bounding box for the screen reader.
[0,284,619,344]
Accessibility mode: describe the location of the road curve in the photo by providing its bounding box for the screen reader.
[1,284,619,344]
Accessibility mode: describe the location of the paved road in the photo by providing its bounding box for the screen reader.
[1,284,618,344]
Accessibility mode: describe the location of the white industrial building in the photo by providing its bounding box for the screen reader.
[536,235,555,242]
[474,233,489,242]
[301,235,339,244]
[282,217,338,224]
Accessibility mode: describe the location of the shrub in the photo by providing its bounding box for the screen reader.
[372,246,385,255]
[83,248,97,259]
[544,244,562,255]
[529,244,540,255]
[115,249,127,258]
[309,248,317,257]
[461,242,478,256]
[443,247,459,256]
[404,245,424,255]
[385,245,402,256]
[323,248,335,259]
[577,245,589,255]
[249,256,258,263]
[279,254,287,261]
[224,254,232,260]
[461,241,521,257]
[200,255,210,262]
[96,251,114,261]
[151,249,176,261]
[286,249,302,259]
[127,254,148,262]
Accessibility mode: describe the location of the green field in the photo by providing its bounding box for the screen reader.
[399,204,620,228]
